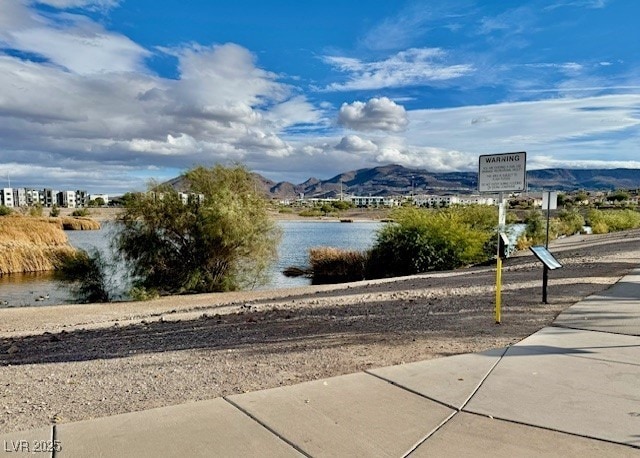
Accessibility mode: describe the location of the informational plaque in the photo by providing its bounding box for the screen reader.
[530,246,562,270]
[478,152,527,193]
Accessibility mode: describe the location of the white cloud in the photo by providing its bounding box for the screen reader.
[338,97,409,132]
[335,135,378,152]
[324,48,474,91]
[404,94,640,168]
[0,3,148,74]
[36,0,121,10]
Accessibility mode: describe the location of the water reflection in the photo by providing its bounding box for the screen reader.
[0,271,70,307]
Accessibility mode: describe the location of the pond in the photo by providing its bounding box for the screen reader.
[0,220,383,308]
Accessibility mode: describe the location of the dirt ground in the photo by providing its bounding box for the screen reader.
[1,229,639,434]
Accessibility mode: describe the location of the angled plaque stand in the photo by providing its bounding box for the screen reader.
[530,246,562,303]
[529,246,562,270]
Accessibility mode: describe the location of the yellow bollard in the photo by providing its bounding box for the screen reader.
[495,257,502,324]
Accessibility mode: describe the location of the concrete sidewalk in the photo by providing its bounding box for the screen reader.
[2,270,640,457]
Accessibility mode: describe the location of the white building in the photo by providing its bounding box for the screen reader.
[413,194,496,207]
[349,196,399,208]
[1,188,14,207]
[13,188,26,207]
[26,189,40,206]
[60,191,77,208]
[89,194,109,206]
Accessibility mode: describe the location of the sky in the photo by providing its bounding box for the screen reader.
[1,0,639,194]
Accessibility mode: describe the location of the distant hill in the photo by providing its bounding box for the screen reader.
[165,165,640,199]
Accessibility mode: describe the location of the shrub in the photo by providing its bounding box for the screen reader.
[309,247,367,284]
[115,165,280,294]
[367,206,494,278]
[54,249,111,303]
[29,205,43,217]
[298,209,322,217]
[0,205,12,216]
[49,205,60,217]
[71,208,90,217]
[555,208,585,236]
[587,209,640,234]
[522,210,548,245]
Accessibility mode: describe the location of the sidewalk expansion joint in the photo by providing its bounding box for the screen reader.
[222,397,312,458]
[461,410,640,451]
[367,346,510,457]
[551,322,640,338]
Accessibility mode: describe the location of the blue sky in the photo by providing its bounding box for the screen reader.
[1,0,639,193]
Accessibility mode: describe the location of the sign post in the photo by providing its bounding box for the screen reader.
[541,191,557,303]
[479,152,526,324]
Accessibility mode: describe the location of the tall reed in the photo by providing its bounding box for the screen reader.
[0,215,76,274]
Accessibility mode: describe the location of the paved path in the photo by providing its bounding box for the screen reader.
[2,269,640,457]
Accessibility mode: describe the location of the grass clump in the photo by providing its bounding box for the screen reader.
[309,247,367,284]
[59,217,101,231]
[0,216,76,274]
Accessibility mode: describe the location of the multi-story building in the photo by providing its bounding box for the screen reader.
[42,189,58,207]
[1,188,14,207]
[413,194,496,208]
[75,190,89,208]
[59,191,77,208]
[12,188,26,207]
[89,193,109,206]
[25,189,41,206]
[349,196,399,208]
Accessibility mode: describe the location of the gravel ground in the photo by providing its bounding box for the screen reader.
[1,229,640,434]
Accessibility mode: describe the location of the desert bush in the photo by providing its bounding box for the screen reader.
[309,247,367,284]
[54,249,110,303]
[298,209,322,217]
[29,204,43,217]
[587,209,640,234]
[367,206,494,278]
[0,205,12,216]
[522,210,550,246]
[115,165,280,294]
[555,208,585,236]
[49,205,60,217]
[71,208,91,217]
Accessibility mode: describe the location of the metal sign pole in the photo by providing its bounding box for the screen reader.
[542,191,551,304]
[495,193,505,324]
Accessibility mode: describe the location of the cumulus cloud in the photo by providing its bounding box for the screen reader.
[324,48,474,91]
[338,97,409,132]
[335,135,378,152]
[0,5,321,192]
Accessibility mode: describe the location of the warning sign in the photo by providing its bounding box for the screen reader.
[478,152,527,193]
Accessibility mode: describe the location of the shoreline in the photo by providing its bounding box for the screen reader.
[1,229,640,434]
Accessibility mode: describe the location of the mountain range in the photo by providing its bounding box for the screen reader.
[254,165,640,199]
[168,164,640,199]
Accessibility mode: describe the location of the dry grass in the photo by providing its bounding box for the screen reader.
[0,215,77,274]
[58,217,101,231]
[309,246,368,284]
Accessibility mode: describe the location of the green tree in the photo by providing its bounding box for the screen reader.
[115,165,280,294]
[608,191,630,203]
